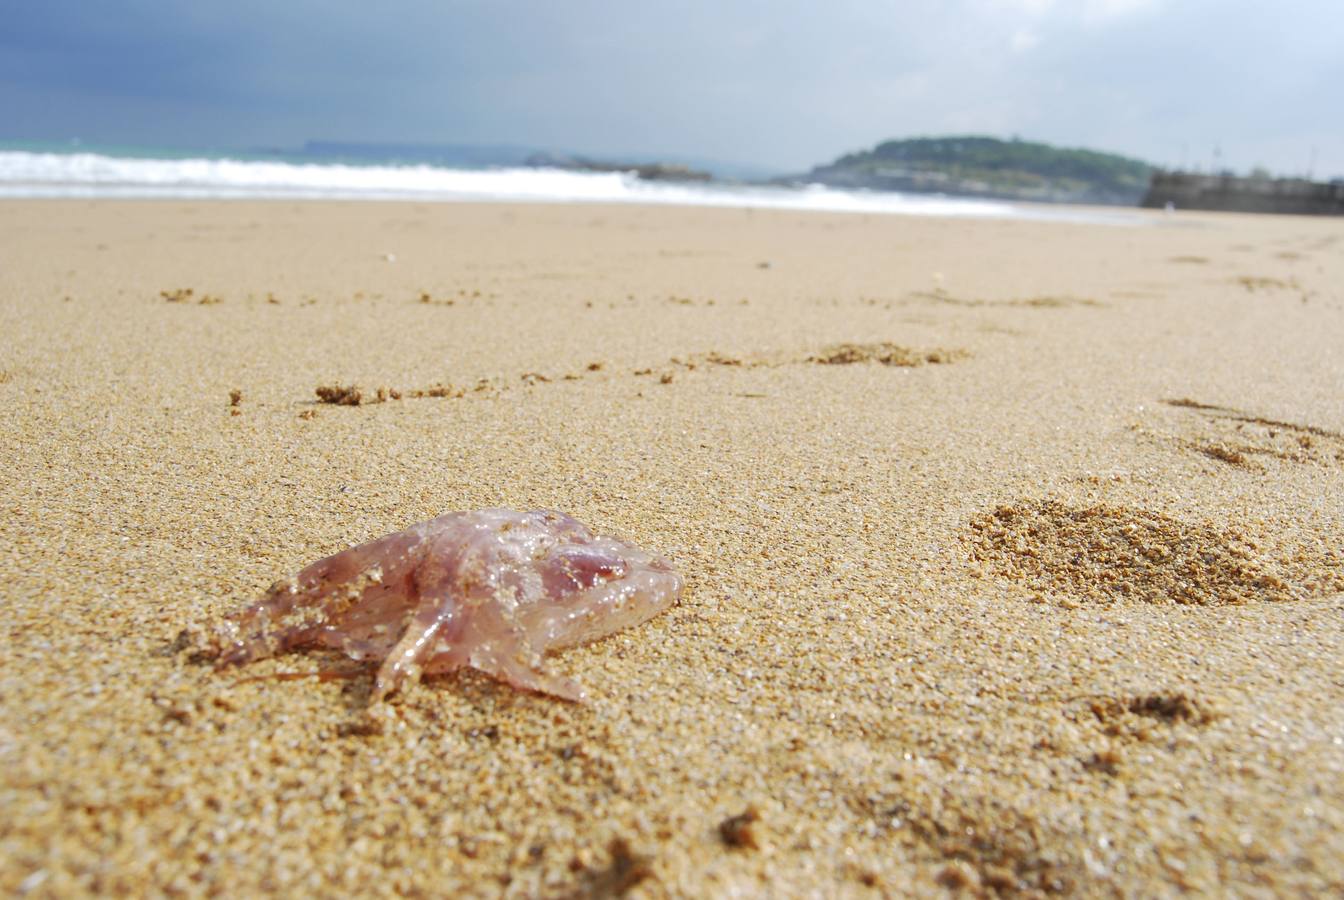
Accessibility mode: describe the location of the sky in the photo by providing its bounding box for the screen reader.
[2,0,1342,177]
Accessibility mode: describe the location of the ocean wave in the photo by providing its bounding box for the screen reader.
[0,150,1136,223]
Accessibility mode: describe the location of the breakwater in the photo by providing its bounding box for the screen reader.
[1142,171,1344,215]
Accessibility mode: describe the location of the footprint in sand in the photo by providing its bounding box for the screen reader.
[1161,398,1344,472]
[865,791,1076,893]
[305,342,970,406]
[907,290,1103,309]
[1071,691,1218,778]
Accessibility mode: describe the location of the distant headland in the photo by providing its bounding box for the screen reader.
[787,135,1154,206]
[101,135,1344,215]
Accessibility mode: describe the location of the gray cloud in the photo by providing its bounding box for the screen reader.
[2,0,1340,176]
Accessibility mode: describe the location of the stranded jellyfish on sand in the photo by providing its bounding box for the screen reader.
[210,508,683,702]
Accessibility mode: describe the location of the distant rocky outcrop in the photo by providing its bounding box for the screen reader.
[795,135,1153,206]
[525,152,712,183]
[1142,171,1344,215]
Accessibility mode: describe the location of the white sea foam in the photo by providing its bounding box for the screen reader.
[0,150,1138,224]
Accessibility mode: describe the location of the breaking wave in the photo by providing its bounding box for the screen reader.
[0,149,1136,223]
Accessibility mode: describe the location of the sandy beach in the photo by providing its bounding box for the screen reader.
[1,199,1341,896]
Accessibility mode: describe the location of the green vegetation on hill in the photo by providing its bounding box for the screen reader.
[804,135,1154,206]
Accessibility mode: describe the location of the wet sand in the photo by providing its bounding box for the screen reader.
[1,199,1341,896]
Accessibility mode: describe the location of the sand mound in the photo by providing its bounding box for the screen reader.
[968,501,1297,605]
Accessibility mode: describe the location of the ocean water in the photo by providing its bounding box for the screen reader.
[0,145,1138,224]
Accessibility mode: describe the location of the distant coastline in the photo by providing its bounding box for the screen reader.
[5,135,1340,216]
[0,144,1139,224]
